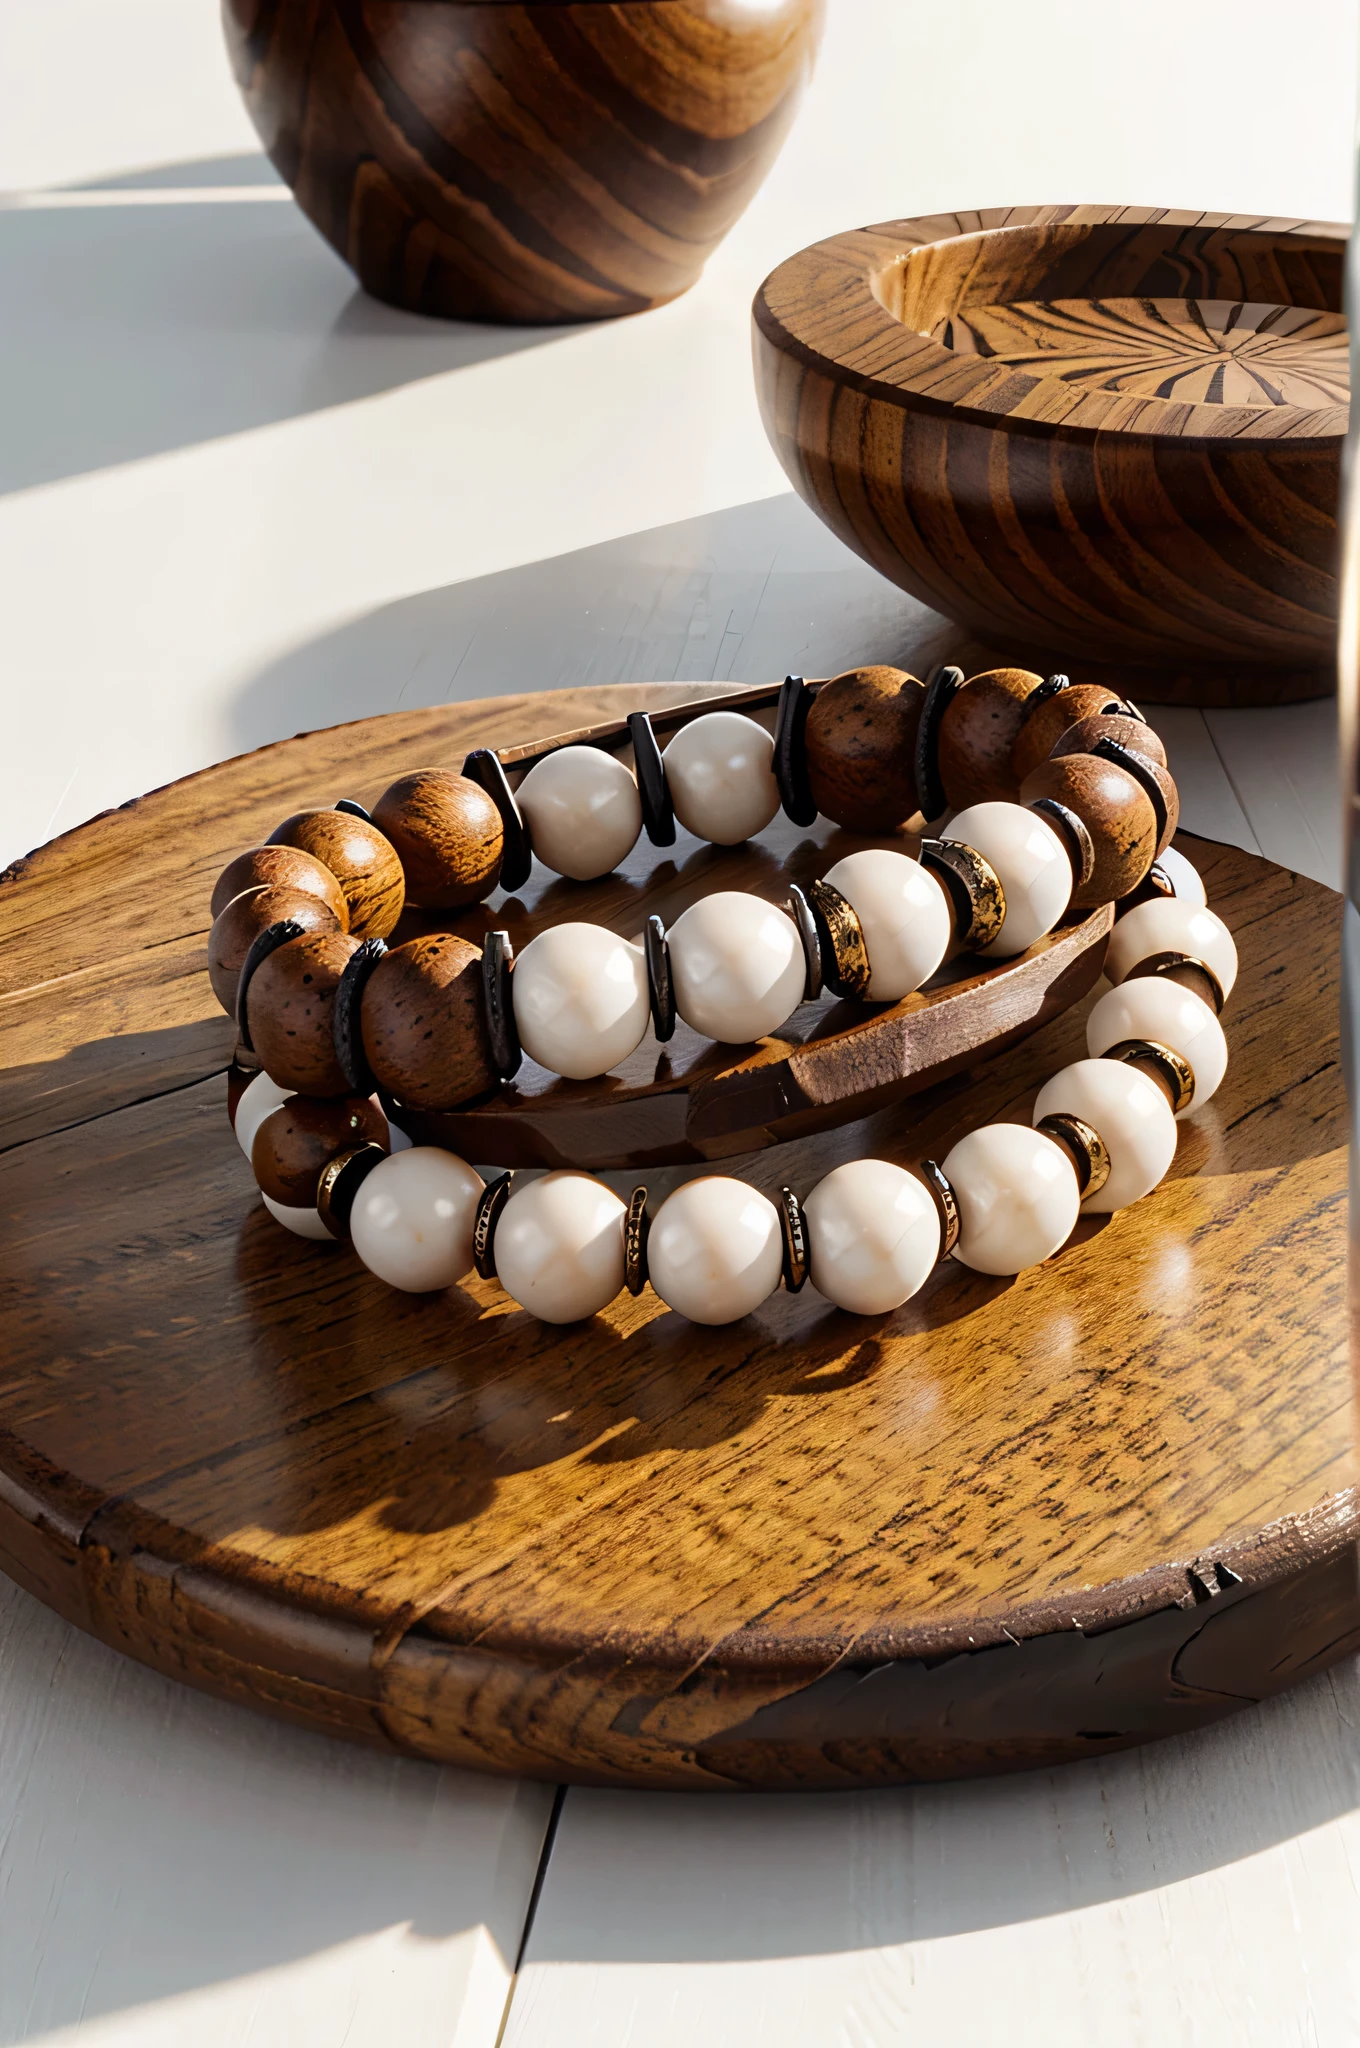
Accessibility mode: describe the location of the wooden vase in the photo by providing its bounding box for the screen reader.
[223,0,825,323]
[753,208,1350,706]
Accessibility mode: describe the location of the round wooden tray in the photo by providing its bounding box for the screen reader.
[753,207,1348,707]
[0,684,1355,1790]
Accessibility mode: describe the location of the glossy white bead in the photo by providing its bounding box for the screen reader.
[648,1176,783,1325]
[1152,845,1206,907]
[512,922,651,1079]
[350,1147,484,1292]
[262,1191,332,1240]
[667,891,806,1044]
[494,1171,627,1323]
[943,801,1072,959]
[943,1124,1080,1275]
[804,1159,941,1314]
[821,849,951,1000]
[1086,978,1227,1118]
[235,1070,293,1159]
[516,745,642,881]
[662,711,781,845]
[1033,1058,1177,1213]
[1105,898,1237,1003]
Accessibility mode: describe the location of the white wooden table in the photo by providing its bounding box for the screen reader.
[2,4,1358,2042]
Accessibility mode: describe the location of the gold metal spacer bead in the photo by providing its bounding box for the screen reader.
[1102,1036,1196,1115]
[1036,1113,1112,1201]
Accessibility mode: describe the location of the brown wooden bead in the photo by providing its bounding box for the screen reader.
[267,810,404,940]
[360,935,495,1111]
[245,929,361,1096]
[938,668,1043,808]
[251,1094,389,1208]
[371,771,504,909]
[1049,714,1167,771]
[210,844,348,927]
[1009,684,1130,785]
[804,666,925,833]
[207,885,341,1017]
[1020,755,1157,905]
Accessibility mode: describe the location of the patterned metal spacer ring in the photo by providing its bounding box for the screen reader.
[472,1172,514,1281]
[805,877,873,1001]
[316,1142,388,1241]
[919,1158,961,1260]
[1102,1036,1196,1115]
[1036,1112,1112,1201]
[1126,950,1225,1015]
[624,1186,650,1297]
[779,1186,809,1292]
[919,839,1007,953]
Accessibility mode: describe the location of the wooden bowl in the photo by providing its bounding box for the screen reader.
[0,683,1355,1789]
[754,207,1349,706]
[223,0,825,324]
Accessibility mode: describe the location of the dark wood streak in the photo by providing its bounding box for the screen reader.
[0,684,1354,1787]
[753,208,1349,706]
[224,0,825,323]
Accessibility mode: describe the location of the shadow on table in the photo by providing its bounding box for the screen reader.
[524,1657,1360,1964]
[0,152,569,495]
[227,491,969,755]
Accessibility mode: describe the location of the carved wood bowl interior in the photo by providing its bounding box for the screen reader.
[224,0,826,324]
[0,683,1355,1789]
[754,207,1349,706]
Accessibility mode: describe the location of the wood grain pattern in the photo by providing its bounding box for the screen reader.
[753,208,1348,706]
[223,0,824,324]
[0,685,1354,1790]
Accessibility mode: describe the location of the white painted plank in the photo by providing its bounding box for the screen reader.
[504,1660,1360,2048]
[1203,701,1343,890]
[0,1577,554,2048]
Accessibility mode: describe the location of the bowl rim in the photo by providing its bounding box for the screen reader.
[753,204,1349,447]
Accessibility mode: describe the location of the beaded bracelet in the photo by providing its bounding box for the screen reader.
[211,661,1238,1329]
[208,665,1226,1113]
[229,840,1234,1324]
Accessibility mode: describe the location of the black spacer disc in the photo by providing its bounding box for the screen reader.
[462,748,533,892]
[236,918,306,1053]
[334,798,372,822]
[332,937,388,1093]
[644,915,677,1042]
[1092,736,1169,847]
[773,675,818,826]
[481,930,521,1081]
[914,663,965,823]
[628,713,676,846]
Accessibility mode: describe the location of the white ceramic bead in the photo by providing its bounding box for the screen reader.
[512,922,651,1079]
[1105,897,1237,1002]
[647,1176,783,1325]
[1032,1058,1177,1213]
[1086,978,1227,1118]
[494,1171,627,1323]
[667,891,806,1044]
[942,1123,1080,1275]
[262,1192,333,1240]
[943,801,1072,959]
[1152,845,1206,907]
[804,1159,941,1314]
[821,849,951,1000]
[235,1070,293,1159]
[516,745,642,881]
[350,1147,484,1292]
[662,711,781,845]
